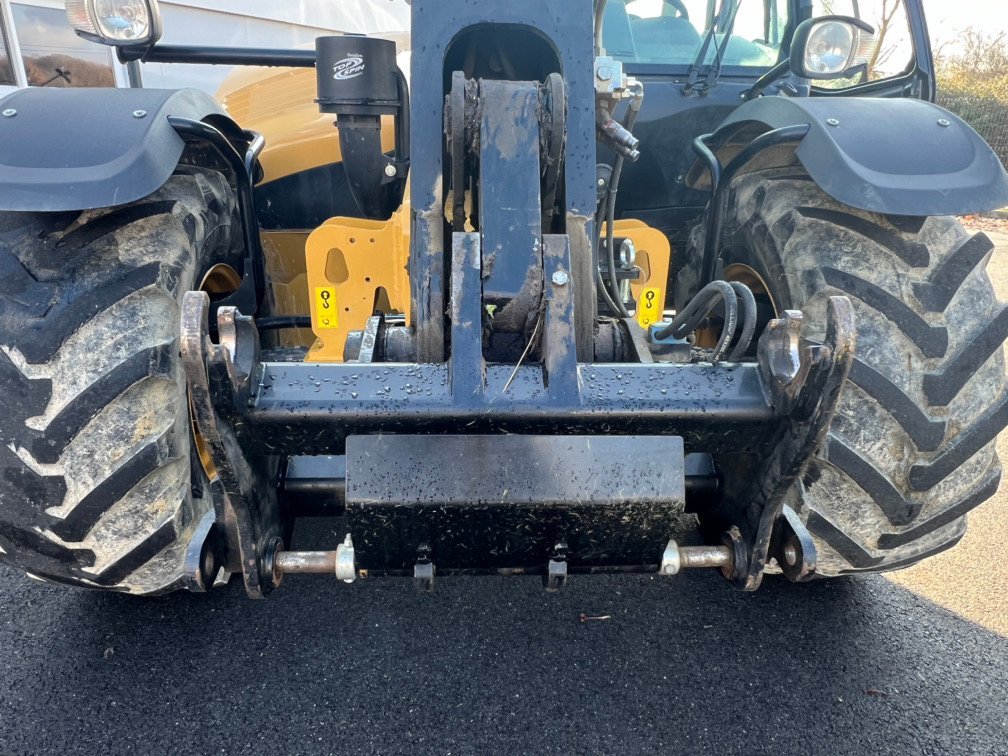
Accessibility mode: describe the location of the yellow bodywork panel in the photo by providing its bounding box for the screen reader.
[304,207,412,361]
[614,219,672,328]
[302,211,670,362]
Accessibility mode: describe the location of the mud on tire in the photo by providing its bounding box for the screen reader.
[0,169,241,594]
[679,170,1008,575]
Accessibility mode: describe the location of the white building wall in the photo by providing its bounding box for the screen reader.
[0,0,410,94]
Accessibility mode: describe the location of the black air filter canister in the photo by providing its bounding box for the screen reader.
[316,34,400,116]
[315,34,404,219]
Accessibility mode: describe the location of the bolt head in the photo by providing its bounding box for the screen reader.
[597,65,613,81]
[937,118,951,128]
[619,238,637,269]
[783,542,798,567]
[551,270,569,286]
[826,117,840,127]
[384,163,398,177]
[2,109,16,118]
[132,109,147,119]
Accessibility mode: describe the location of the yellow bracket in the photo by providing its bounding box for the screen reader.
[611,219,672,327]
[304,207,412,362]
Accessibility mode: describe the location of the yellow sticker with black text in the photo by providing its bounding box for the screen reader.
[637,287,661,329]
[314,286,339,330]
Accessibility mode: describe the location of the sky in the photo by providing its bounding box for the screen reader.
[924,0,1008,45]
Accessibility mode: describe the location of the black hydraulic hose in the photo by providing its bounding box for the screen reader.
[603,154,631,317]
[595,262,624,318]
[599,85,644,318]
[728,280,757,361]
[256,316,312,331]
[657,280,738,364]
[699,124,809,290]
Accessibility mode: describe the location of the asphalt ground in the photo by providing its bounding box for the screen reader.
[1,560,1007,754]
[0,231,1006,754]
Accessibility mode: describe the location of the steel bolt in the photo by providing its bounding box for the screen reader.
[551,270,569,286]
[826,117,840,127]
[619,238,637,269]
[132,110,147,119]
[1,109,16,118]
[937,118,950,128]
[597,65,613,81]
[783,542,798,567]
[384,163,397,177]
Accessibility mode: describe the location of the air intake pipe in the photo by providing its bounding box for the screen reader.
[315,34,409,219]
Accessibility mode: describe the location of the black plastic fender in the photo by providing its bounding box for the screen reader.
[0,87,234,212]
[691,96,1008,217]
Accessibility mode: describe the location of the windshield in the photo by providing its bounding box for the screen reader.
[602,0,789,68]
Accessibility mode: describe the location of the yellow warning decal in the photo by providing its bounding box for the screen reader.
[314,286,339,330]
[637,287,661,329]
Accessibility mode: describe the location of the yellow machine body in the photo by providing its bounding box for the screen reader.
[216,68,672,362]
[304,208,412,361]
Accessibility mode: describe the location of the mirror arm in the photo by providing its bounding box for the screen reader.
[742,59,792,101]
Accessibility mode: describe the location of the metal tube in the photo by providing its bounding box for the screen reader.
[699,124,810,290]
[678,544,733,570]
[273,551,338,575]
[691,134,720,192]
[168,117,266,306]
[139,45,316,67]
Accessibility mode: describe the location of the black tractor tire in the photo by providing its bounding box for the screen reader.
[0,168,242,594]
[678,170,1007,575]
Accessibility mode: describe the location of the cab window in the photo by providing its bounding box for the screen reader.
[603,0,789,68]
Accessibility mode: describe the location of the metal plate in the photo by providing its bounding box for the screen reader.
[345,434,685,570]
[347,434,684,506]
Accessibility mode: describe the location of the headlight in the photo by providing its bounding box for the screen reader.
[791,16,876,80]
[65,0,162,47]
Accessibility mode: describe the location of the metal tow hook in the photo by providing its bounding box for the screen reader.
[272,534,357,583]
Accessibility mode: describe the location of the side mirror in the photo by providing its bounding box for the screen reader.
[789,15,876,80]
[65,0,162,48]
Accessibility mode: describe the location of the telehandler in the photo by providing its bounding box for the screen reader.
[0,0,1005,597]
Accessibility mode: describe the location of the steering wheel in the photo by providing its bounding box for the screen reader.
[663,0,690,19]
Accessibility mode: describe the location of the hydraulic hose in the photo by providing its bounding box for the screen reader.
[654,279,757,364]
[727,280,757,361]
[598,82,644,318]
